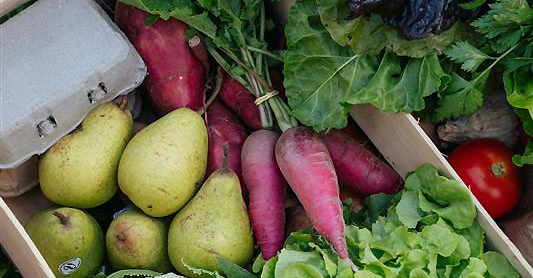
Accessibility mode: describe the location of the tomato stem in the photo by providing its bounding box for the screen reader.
[491,163,505,177]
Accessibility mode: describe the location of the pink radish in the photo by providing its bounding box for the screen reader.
[206,101,248,197]
[321,130,403,197]
[218,73,262,130]
[275,126,349,260]
[241,130,287,260]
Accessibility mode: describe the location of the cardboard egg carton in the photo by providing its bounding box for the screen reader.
[0,0,147,195]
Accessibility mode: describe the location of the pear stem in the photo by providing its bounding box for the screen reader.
[118,95,128,111]
[53,212,69,226]
[222,142,229,170]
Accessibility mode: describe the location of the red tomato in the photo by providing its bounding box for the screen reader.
[448,138,522,219]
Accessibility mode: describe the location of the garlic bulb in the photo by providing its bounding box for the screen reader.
[437,93,519,148]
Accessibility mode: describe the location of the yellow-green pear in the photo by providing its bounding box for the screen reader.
[168,166,254,276]
[118,108,208,217]
[39,101,133,208]
[106,209,172,272]
[25,207,105,278]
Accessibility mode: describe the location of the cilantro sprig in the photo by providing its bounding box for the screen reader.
[440,0,533,129]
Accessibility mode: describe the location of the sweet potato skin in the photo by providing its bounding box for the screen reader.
[206,101,248,196]
[115,3,207,115]
[219,73,262,130]
[241,130,286,260]
[321,130,403,197]
[275,127,349,259]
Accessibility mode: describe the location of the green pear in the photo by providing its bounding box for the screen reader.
[168,167,254,276]
[106,209,172,272]
[25,207,105,278]
[118,108,208,217]
[39,101,133,208]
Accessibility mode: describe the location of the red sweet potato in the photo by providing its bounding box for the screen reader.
[321,130,403,197]
[219,73,262,130]
[115,3,208,115]
[241,130,286,260]
[206,101,248,196]
[275,127,349,260]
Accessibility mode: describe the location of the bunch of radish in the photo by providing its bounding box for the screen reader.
[113,3,403,264]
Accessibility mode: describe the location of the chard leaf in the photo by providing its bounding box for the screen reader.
[344,53,449,113]
[481,252,520,278]
[316,0,470,58]
[283,0,378,131]
[284,0,448,131]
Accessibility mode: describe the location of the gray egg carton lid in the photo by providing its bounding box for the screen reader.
[0,0,147,169]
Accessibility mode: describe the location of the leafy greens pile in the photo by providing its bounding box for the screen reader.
[178,164,520,278]
[282,0,532,144]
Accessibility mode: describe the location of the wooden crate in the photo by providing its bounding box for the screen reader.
[1,0,532,277]
[0,105,532,277]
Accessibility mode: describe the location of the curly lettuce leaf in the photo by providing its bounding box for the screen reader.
[481,252,520,278]
[512,140,533,166]
[516,108,533,135]
[458,258,487,278]
[405,164,476,229]
[284,0,449,131]
[316,0,470,58]
[503,69,533,114]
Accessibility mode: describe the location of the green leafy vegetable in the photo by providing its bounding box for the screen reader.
[503,69,533,116]
[395,191,423,228]
[482,252,521,278]
[316,0,470,58]
[471,0,533,54]
[445,42,494,72]
[459,0,489,10]
[516,108,533,136]
[283,0,449,131]
[512,140,533,166]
